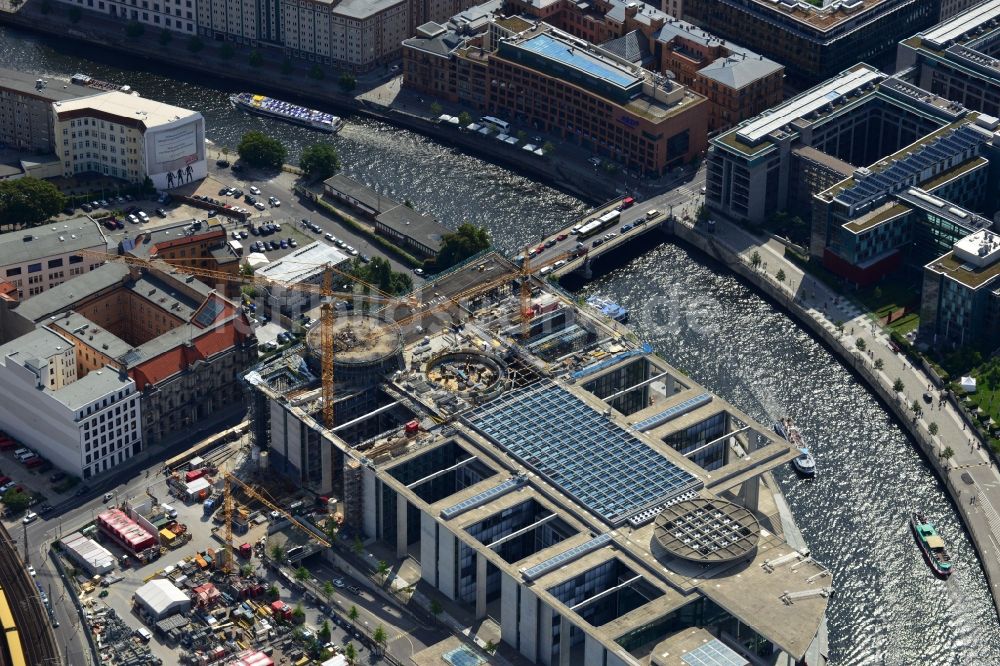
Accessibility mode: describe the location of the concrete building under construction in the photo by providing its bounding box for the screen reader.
[244,252,830,665]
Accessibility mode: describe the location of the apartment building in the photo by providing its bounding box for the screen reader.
[0,327,141,479]
[0,69,97,154]
[0,217,108,301]
[684,0,937,84]
[57,0,197,33]
[920,229,1000,351]
[279,0,409,69]
[504,0,784,132]
[198,0,280,44]
[51,91,206,190]
[404,19,707,174]
[897,0,1000,117]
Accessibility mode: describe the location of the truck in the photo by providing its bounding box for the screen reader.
[203,497,217,516]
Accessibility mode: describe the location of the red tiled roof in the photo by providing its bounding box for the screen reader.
[0,282,17,302]
[130,316,249,388]
[148,229,226,255]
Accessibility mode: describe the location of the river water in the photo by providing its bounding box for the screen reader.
[5,25,1000,664]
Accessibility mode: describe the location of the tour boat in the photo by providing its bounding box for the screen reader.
[229,93,343,133]
[773,417,816,477]
[910,511,953,578]
[586,295,628,323]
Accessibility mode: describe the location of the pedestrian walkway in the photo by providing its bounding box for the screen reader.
[688,214,1000,616]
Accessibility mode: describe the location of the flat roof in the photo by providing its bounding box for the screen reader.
[921,0,1000,47]
[736,65,882,145]
[0,218,107,268]
[0,68,100,103]
[52,365,132,410]
[323,174,396,214]
[255,241,351,284]
[464,381,703,526]
[52,90,199,128]
[332,0,404,19]
[517,33,641,89]
[375,206,450,252]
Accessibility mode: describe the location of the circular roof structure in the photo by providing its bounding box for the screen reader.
[305,314,402,366]
[653,498,760,564]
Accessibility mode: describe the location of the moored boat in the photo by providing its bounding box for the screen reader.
[229,93,343,133]
[791,448,816,477]
[586,295,628,323]
[910,512,953,577]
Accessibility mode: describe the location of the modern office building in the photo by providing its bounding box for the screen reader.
[404,19,708,174]
[0,69,97,154]
[920,229,1000,351]
[0,262,257,451]
[52,91,207,190]
[0,327,141,479]
[505,0,785,131]
[684,0,937,84]
[897,0,1000,118]
[246,253,831,666]
[0,217,109,301]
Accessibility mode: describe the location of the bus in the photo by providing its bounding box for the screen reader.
[576,210,621,239]
[480,116,510,133]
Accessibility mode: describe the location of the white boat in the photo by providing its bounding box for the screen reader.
[229,93,343,133]
[773,417,816,478]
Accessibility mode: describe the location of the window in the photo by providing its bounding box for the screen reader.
[69,255,84,265]
[5,267,20,277]
[48,258,63,269]
[27,263,41,274]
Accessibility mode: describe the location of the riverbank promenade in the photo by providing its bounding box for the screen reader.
[693,214,1000,617]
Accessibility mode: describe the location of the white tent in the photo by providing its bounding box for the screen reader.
[134,579,190,620]
[960,376,978,393]
[245,253,269,269]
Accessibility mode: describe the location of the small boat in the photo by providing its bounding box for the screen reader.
[229,93,343,133]
[586,295,628,323]
[773,417,816,477]
[910,512,953,577]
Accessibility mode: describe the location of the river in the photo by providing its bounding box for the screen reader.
[4,24,999,665]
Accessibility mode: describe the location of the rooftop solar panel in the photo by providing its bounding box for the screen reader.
[193,297,226,328]
[521,532,613,580]
[440,475,527,520]
[465,382,702,525]
[681,639,750,666]
[633,393,713,432]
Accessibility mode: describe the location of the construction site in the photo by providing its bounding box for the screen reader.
[47,247,833,666]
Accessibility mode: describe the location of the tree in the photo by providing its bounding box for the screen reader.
[941,446,955,463]
[430,598,443,616]
[309,64,326,80]
[220,43,235,60]
[430,102,443,116]
[372,625,388,655]
[322,579,335,603]
[856,338,866,353]
[350,257,412,296]
[433,223,490,271]
[68,5,81,22]
[338,71,357,92]
[292,602,305,623]
[270,544,287,563]
[249,49,263,67]
[0,177,66,230]
[158,29,171,46]
[343,643,357,664]
[352,535,364,556]
[776,268,786,283]
[240,563,254,577]
[266,584,280,599]
[281,58,294,75]
[2,490,30,514]
[542,141,555,155]
[124,20,144,37]
[929,422,939,436]
[376,560,390,585]
[187,36,204,53]
[295,565,310,582]
[319,619,332,643]
[485,639,498,655]
[874,358,884,371]
[299,142,340,181]
[457,111,472,126]
[911,399,923,417]
[347,604,359,627]
[749,250,762,270]
[517,130,527,142]
[893,378,905,393]
[237,131,287,169]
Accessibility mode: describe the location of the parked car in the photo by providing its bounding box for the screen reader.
[137,211,149,222]
[22,512,37,524]
[216,159,230,168]
[156,208,167,217]
[254,202,266,211]
[249,186,261,195]
[81,203,93,213]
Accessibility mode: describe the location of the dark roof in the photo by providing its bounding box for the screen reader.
[600,30,653,65]
[0,68,99,103]
[323,174,396,214]
[375,206,451,252]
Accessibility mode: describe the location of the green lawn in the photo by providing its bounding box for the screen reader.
[966,359,1000,441]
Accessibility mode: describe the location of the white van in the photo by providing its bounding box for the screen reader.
[136,627,152,642]
[645,209,660,220]
[161,504,178,519]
